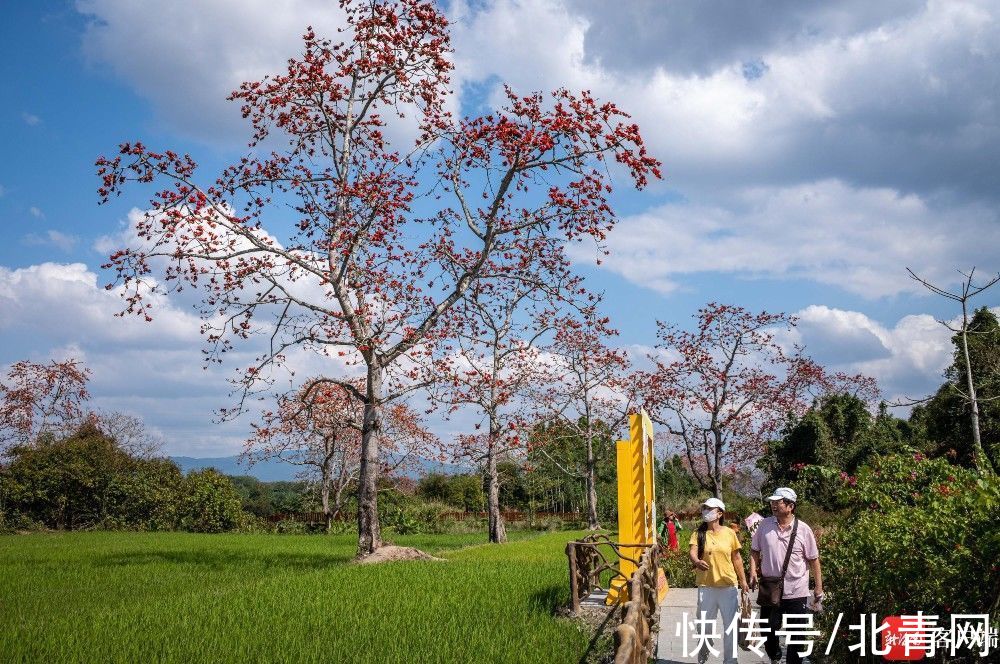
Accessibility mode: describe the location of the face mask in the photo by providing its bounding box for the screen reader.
[701,509,718,522]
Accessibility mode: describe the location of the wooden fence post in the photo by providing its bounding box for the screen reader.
[566,542,580,615]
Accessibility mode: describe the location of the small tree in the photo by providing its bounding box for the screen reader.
[643,303,831,498]
[443,278,566,543]
[96,0,660,554]
[906,267,1000,473]
[92,410,165,459]
[0,359,91,450]
[535,309,629,529]
[907,306,1000,470]
[247,378,436,532]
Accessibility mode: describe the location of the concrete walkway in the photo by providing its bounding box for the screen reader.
[656,588,773,663]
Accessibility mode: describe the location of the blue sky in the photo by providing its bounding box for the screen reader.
[2,0,999,456]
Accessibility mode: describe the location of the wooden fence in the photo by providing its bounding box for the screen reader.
[565,534,652,613]
[613,543,662,664]
[265,512,343,524]
[265,509,583,524]
[440,510,582,522]
[565,535,662,664]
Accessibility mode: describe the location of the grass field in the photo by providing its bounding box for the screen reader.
[0,530,594,663]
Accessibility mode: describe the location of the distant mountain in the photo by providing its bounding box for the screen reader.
[170,454,469,482]
[170,456,298,481]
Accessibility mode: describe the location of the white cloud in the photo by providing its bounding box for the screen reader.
[77,1,1000,303]
[22,230,79,253]
[0,262,202,347]
[21,112,41,126]
[570,0,924,77]
[788,304,1000,405]
[451,0,1000,200]
[794,306,891,364]
[0,262,239,455]
[77,0,453,149]
[28,206,45,219]
[77,0,348,144]
[571,179,1000,298]
[0,262,985,455]
[0,260,370,456]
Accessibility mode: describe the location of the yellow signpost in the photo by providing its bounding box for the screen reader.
[607,408,668,605]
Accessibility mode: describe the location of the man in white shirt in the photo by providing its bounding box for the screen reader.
[749,487,824,664]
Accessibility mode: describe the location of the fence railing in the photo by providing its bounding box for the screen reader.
[564,534,653,614]
[265,512,344,524]
[613,543,662,664]
[265,509,584,524]
[565,535,662,664]
[440,510,582,522]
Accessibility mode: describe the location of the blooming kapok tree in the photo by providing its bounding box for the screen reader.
[443,275,573,543]
[534,307,630,529]
[0,359,91,450]
[642,303,839,498]
[96,0,660,554]
[247,378,436,532]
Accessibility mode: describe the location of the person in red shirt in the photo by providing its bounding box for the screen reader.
[658,508,682,550]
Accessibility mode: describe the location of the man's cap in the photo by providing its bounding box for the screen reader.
[701,497,726,510]
[766,487,797,503]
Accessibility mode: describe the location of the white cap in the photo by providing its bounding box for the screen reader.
[766,487,797,503]
[701,497,726,510]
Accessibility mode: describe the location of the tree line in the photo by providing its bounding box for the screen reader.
[0,421,246,533]
[2,306,996,537]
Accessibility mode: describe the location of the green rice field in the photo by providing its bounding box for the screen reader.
[0,530,593,663]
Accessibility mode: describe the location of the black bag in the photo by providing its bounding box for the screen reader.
[757,517,798,608]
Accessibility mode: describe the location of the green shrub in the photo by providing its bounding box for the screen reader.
[660,545,696,587]
[720,490,763,525]
[100,457,183,530]
[0,423,184,530]
[388,510,419,535]
[820,453,1000,658]
[229,476,310,519]
[416,473,485,511]
[0,510,44,534]
[177,469,247,533]
[325,519,354,535]
[273,519,308,535]
[532,516,563,532]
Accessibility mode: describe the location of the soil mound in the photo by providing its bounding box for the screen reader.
[354,545,445,564]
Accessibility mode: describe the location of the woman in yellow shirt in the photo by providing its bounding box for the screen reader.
[688,497,750,664]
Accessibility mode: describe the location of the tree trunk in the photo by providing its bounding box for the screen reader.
[712,429,723,498]
[357,365,383,556]
[321,463,332,534]
[585,421,600,530]
[330,465,351,527]
[960,301,985,472]
[486,415,507,543]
